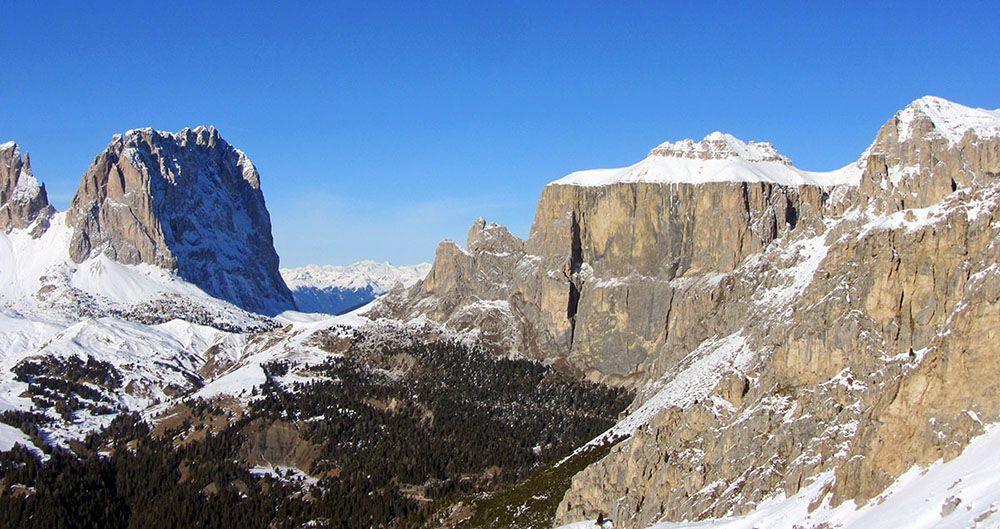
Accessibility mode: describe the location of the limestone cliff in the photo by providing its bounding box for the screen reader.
[0,141,54,233]
[65,127,295,315]
[374,96,1000,527]
[376,132,847,386]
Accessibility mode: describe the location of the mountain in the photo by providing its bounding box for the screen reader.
[66,126,295,315]
[2,98,1000,529]
[374,96,1000,527]
[0,129,296,444]
[0,142,54,233]
[280,260,430,314]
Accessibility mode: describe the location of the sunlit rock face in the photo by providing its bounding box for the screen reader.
[0,141,54,233]
[66,126,295,315]
[376,97,1000,527]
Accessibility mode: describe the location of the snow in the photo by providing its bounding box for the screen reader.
[194,311,364,400]
[856,183,1000,240]
[568,332,755,457]
[0,212,74,301]
[551,97,999,189]
[71,254,212,304]
[0,308,241,443]
[0,422,44,458]
[249,464,318,486]
[1,213,270,332]
[550,132,861,187]
[281,260,430,293]
[750,234,830,313]
[196,361,266,399]
[281,260,430,314]
[559,423,1000,529]
[898,96,1000,145]
[11,163,41,203]
[0,215,289,441]
[649,132,791,163]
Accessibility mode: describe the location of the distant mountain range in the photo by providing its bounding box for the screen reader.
[280,261,430,314]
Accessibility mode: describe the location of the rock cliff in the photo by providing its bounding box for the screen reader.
[374,96,1000,527]
[65,127,295,315]
[376,132,850,385]
[0,141,54,233]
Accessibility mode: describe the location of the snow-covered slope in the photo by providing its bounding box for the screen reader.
[550,131,861,187]
[0,212,290,443]
[551,98,1000,190]
[281,260,430,314]
[895,95,1000,145]
[0,213,275,331]
[559,422,1000,529]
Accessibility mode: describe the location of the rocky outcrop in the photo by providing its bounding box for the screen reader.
[510,180,827,384]
[65,127,294,315]
[553,100,1000,527]
[555,176,1000,526]
[859,95,1000,213]
[0,142,54,233]
[375,218,526,349]
[375,96,1000,527]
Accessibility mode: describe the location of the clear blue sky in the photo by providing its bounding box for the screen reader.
[2,2,998,267]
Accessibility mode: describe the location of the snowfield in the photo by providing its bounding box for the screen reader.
[550,132,862,187]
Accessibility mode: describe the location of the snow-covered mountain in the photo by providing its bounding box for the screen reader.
[0,131,299,444]
[1,141,54,232]
[66,127,295,315]
[550,131,861,187]
[376,95,1000,529]
[281,260,431,314]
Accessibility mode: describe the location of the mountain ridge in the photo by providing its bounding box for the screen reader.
[373,95,1000,528]
[281,260,431,314]
[2,95,1000,529]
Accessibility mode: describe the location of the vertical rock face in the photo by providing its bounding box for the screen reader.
[66,127,295,315]
[377,132,844,385]
[512,180,827,383]
[376,97,1000,527]
[0,142,54,233]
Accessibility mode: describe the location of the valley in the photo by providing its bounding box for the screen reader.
[2,96,1000,528]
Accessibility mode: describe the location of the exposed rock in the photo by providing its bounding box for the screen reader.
[0,142,54,233]
[375,96,1000,527]
[372,218,526,351]
[65,127,295,315]
[378,139,836,386]
[859,96,1000,213]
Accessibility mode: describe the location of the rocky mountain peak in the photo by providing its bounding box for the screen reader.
[467,217,523,254]
[66,127,295,315]
[860,96,1000,212]
[892,95,1000,146]
[648,131,791,164]
[0,141,54,232]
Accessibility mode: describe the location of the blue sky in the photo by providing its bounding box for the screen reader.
[2,2,998,267]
